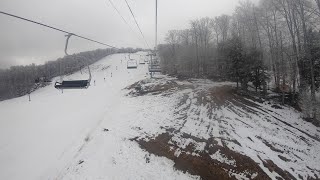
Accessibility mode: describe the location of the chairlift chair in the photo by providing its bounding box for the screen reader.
[127,59,138,69]
[139,58,146,64]
[54,80,90,89]
[148,55,161,72]
[148,64,161,72]
[138,55,145,64]
[54,33,92,90]
[144,57,149,63]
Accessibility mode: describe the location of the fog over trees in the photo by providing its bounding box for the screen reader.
[158,0,320,124]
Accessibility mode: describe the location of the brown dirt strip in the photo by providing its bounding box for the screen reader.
[132,132,271,180]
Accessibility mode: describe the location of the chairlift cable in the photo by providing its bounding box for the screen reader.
[123,0,151,49]
[107,0,144,46]
[0,11,119,49]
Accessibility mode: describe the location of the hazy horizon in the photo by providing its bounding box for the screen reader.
[0,0,258,69]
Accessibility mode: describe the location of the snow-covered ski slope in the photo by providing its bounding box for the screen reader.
[0,52,193,180]
[1,52,319,180]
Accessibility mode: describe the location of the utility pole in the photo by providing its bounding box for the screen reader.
[150,54,153,78]
[155,0,158,51]
[151,0,158,79]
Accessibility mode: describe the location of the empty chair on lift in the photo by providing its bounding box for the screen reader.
[139,58,146,64]
[148,57,161,72]
[148,64,161,72]
[54,33,92,90]
[144,57,149,63]
[54,80,90,89]
[127,59,138,69]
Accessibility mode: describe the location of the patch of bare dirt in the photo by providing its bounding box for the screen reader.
[258,156,297,180]
[126,79,191,96]
[129,78,319,179]
[133,132,270,180]
[202,86,264,117]
[208,86,236,107]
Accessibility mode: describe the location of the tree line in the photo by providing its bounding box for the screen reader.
[158,0,320,124]
[0,47,141,101]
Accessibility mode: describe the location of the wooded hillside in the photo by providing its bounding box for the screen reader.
[0,48,141,101]
[158,0,320,124]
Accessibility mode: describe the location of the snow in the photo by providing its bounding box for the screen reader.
[0,52,195,180]
[120,77,320,179]
[210,150,237,167]
[0,52,319,180]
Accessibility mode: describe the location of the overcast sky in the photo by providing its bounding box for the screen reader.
[0,0,258,69]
